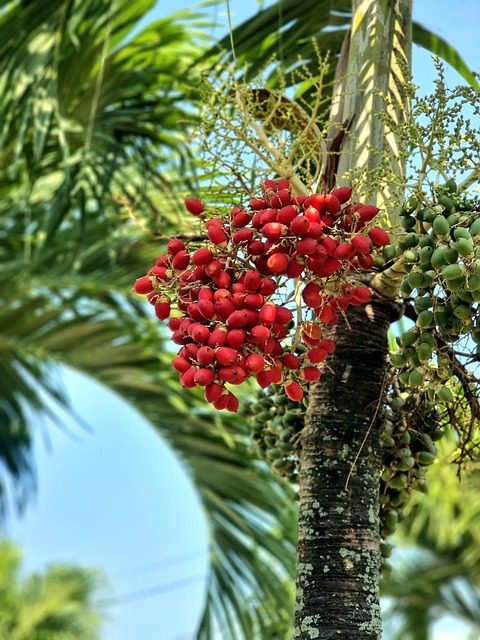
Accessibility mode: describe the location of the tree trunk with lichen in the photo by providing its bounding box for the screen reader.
[294,302,394,639]
[294,1,412,637]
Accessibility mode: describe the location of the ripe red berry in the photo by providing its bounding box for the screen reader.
[208,328,228,348]
[275,306,293,324]
[285,380,303,401]
[245,354,265,374]
[258,304,277,326]
[301,366,322,381]
[267,253,289,274]
[256,369,274,388]
[215,297,235,321]
[198,299,216,320]
[233,228,253,244]
[225,393,239,413]
[218,366,246,384]
[304,194,325,214]
[197,346,216,366]
[154,300,171,320]
[324,194,341,215]
[167,238,186,255]
[226,329,246,349]
[334,242,355,260]
[290,215,310,236]
[331,186,352,204]
[171,356,191,373]
[184,198,204,216]
[227,309,248,328]
[286,258,305,278]
[368,226,390,246]
[204,383,224,403]
[232,210,252,227]
[296,237,318,256]
[250,324,270,344]
[258,278,277,295]
[191,247,214,266]
[277,205,298,225]
[244,270,262,292]
[261,222,288,241]
[306,347,328,364]
[244,293,264,309]
[282,353,301,369]
[357,205,380,222]
[194,368,215,387]
[172,250,190,270]
[352,235,371,254]
[180,367,197,388]
[189,324,210,343]
[302,282,322,308]
[215,347,239,366]
[133,276,153,295]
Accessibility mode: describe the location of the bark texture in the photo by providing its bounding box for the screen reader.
[294,302,395,639]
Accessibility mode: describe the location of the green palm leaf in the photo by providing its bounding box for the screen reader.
[206,0,478,94]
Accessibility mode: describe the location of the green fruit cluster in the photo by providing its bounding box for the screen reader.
[248,384,306,481]
[379,386,444,571]
[387,186,480,397]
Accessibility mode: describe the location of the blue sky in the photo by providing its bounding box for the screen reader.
[5,1,480,639]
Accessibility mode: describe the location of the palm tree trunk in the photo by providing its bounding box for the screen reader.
[294,302,395,639]
[294,2,411,635]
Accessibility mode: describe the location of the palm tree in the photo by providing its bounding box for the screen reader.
[1,0,480,638]
[382,430,480,639]
[0,1,296,637]
[0,539,107,639]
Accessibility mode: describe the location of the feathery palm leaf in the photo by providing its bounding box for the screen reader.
[206,0,478,102]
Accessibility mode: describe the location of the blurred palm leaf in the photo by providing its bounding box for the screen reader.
[0,539,108,639]
[381,431,480,639]
[206,0,478,102]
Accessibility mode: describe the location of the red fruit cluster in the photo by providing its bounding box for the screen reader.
[133,180,389,411]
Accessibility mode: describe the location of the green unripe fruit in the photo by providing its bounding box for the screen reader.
[445,276,465,293]
[432,216,450,237]
[419,208,436,223]
[419,332,435,347]
[383,244,397,261]
[272,458,287,469]
[401,431,411,445]
[444,178,457,193]
[400,328,419,347]
[431,428,445,441]
[408,368,424,387]
[401,279,413,296]
[419,234,435,249]
[416,310,434,328]
[267,447,282,459]
[453,227,472,241]
[413,480,428,493]
[416,451,436,466]
[408,270,424,288]
[458,290,474,304]
[453,304,471,319]
[402,196,419,215]
[389,474,407,490]
[442,263,463,280]
[278,441,294,453]
[455,237,474,257]
[447,213,460,227]
[430,247,448,268]
[437,386,454,403]
[437,352,450,366]
[419,246,434,263]
[404,232,420,248]
[433,308,449,328]
[469,217,480,235]
[417,343,432,362]
[398,457,415,471]
[471,290,480,302]
[414,295,433,312]
[398,447,412,459]
[438,194,456,213]
[382,436,395,448]
[467,274,480,291]
[401,216,416,230]
[398,370,412,386]
[390,353,406,367]
[403,249,419,263]
[380,542,393,558]
[443,245,459,264]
